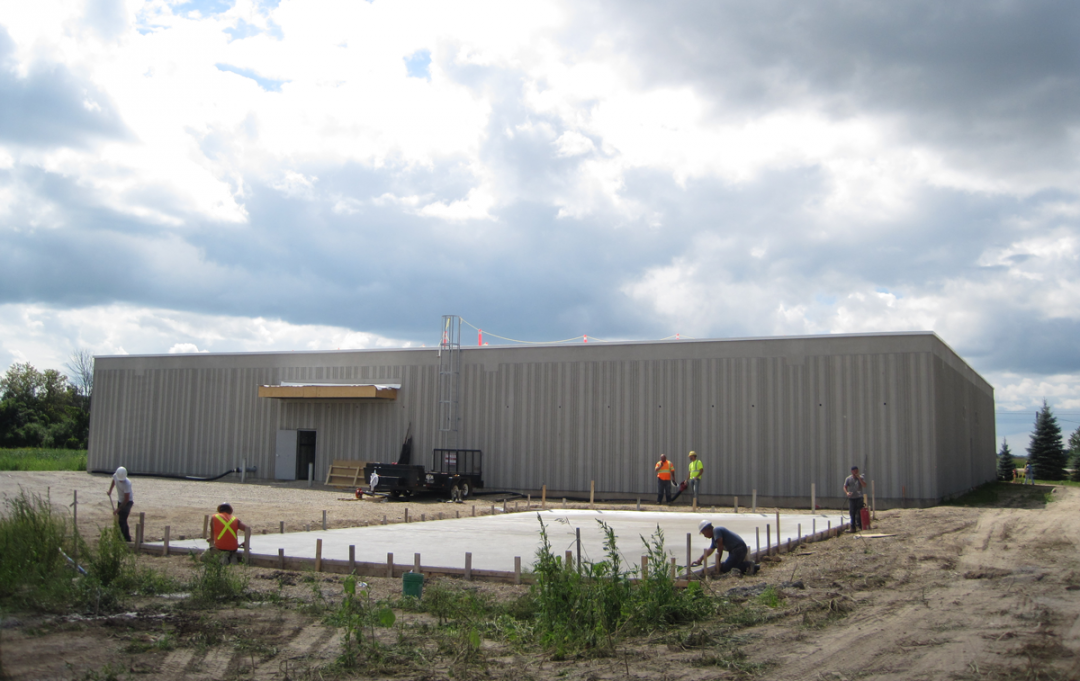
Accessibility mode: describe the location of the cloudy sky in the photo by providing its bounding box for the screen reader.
[2,0,1079,446]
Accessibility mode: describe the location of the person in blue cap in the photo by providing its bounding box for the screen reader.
[690,520,758,576]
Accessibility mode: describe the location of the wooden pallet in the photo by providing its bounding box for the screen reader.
[325,459,366,487]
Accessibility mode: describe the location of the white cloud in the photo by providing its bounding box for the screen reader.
[168,342,207,353]
[0,303,414,372]
[553,130,595,158]
[2,0,1080,432]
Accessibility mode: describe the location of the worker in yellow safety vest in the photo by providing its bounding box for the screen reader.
[688,451,704,503]
[209,503,249,564]
[655,454,676,504]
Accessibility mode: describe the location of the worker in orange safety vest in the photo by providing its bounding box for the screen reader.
[655,454,676,504]
[209,503,249,564]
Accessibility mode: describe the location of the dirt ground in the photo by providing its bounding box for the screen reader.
[3,471,1080,681]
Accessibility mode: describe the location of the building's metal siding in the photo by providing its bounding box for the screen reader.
[87,333,994,507]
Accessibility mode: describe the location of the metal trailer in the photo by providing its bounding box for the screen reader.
[365,449,484,500]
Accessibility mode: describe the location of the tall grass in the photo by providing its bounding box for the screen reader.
[0,488,177,613]
[0,489,75,608]
[186,552,250,606]
[0,448,87,471]
[528,517,712,656]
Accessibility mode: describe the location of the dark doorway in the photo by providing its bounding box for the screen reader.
[295,430,317,481]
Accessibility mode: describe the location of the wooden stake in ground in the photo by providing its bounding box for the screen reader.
[872,480,877,520]
[686,533,692,579]
[71,491,78,565]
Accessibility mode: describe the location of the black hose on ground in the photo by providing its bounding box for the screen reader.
[90,468,242,481]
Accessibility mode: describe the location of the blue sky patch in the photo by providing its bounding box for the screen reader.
[215,64,285,92]
[174,0,234,16]
[404,49,431,80]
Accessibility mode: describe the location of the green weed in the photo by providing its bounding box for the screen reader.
[0,488,77,609]
[332,574,396,669]
[186,552,249,606]
[527,516,713,655]
[88,525,131,587]
[756,585,783,608]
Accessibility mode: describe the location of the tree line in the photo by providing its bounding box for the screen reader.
[997,400,1080,482]
[0,351,93,449]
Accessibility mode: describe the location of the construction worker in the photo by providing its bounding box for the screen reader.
[691,520,758,576]
[106,466,134,542]
[688,451,703,503]
[844,466,867,532]
[209,503,249,564]
[655,454,676,504]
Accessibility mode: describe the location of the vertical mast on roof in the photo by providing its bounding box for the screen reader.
[438,315,461,449]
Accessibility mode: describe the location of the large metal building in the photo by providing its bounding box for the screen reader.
[88,330,995,508]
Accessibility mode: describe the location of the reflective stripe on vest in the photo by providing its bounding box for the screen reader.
[656,461,674,480]
[213,513,238,550]
[689,459,703,479]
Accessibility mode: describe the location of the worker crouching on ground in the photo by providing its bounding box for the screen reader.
[655,454,675,504]
[691,520,759,576]
[209,503,249,564]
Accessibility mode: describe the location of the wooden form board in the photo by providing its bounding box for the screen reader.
[325,459,366,487]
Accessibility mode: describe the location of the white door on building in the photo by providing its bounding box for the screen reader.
[275,429,299,480]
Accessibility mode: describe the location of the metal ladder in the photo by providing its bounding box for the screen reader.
[438,315,461,450]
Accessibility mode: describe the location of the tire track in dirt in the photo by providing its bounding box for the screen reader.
[748,490,1080,680]
[271,612,340,676]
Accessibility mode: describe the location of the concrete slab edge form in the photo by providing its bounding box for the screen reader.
[137,509,860,585]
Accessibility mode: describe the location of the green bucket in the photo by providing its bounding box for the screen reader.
[403,571,424,598]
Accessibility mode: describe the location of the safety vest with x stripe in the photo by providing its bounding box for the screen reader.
[212,513,239,551]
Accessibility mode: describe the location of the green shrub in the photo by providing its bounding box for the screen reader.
[627,526,713,632]
[88,525,132,587]
[187,552,249,605]
[528,517,713,656]
[333,574,396,669]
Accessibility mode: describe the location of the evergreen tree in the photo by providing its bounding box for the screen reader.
[1069,425,1080,483]
[1026,400,1067,481]
[996,439,1016,481]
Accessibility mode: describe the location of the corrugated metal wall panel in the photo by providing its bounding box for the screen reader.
[87,334,994,506]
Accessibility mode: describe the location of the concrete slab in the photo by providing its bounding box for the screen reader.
[161,509,846,573]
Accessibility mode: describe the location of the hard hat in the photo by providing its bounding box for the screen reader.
[115,466,127,481]
[698,519,712,534]
[688,451,696,457]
